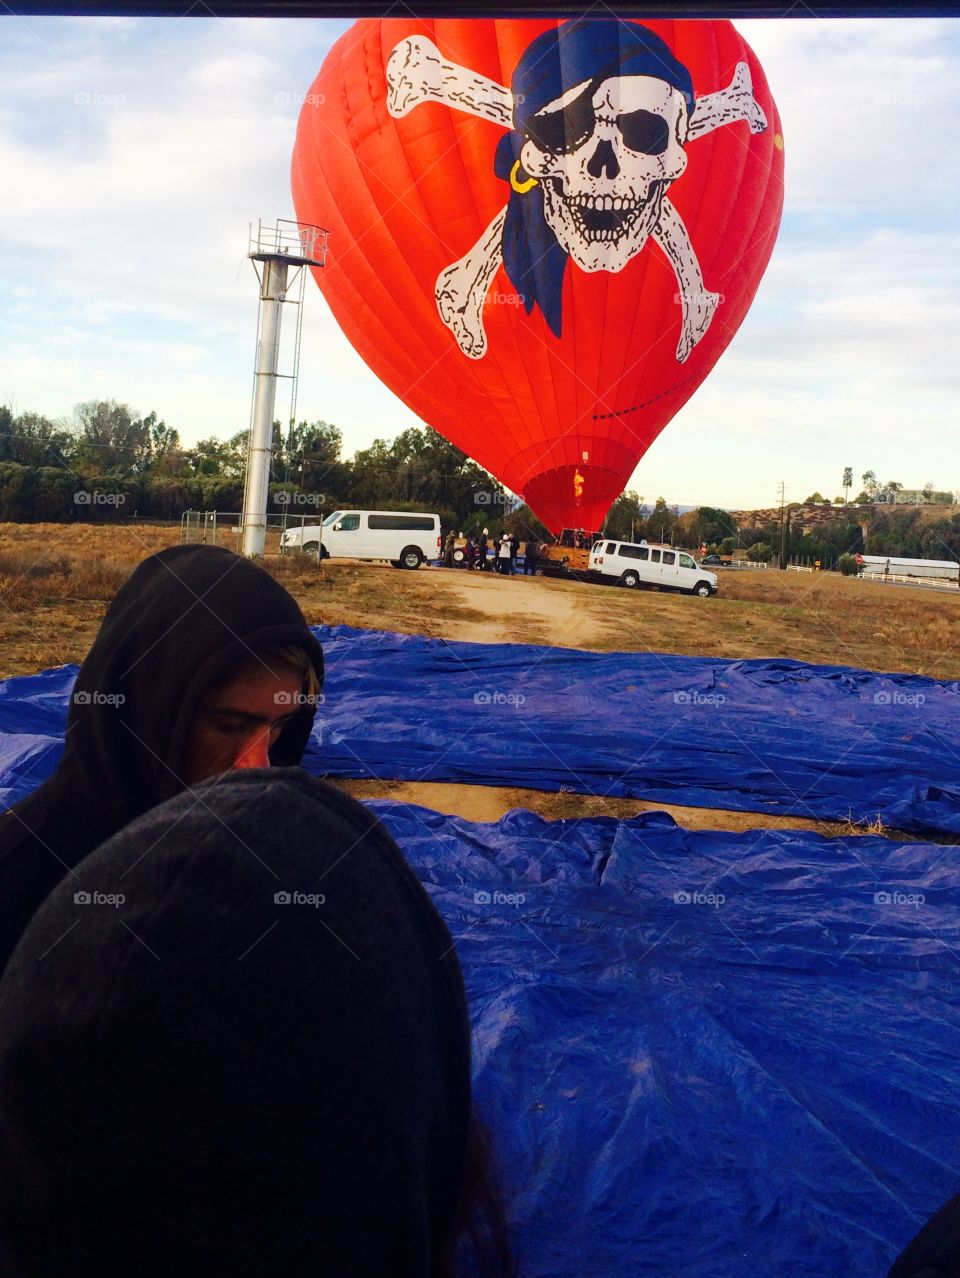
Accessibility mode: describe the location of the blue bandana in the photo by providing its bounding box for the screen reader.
[493,20,694,338]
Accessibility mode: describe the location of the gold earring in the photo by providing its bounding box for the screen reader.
[510,160,539,194]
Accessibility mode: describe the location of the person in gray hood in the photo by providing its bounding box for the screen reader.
[0,769,513,1277]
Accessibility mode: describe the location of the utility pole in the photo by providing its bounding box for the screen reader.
[778,481,787,569]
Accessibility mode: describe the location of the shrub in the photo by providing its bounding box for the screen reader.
[838,554,860,576]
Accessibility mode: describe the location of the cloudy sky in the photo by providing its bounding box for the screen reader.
[1,14,956,510]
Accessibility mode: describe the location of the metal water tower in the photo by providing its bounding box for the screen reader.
[240,218,327,558]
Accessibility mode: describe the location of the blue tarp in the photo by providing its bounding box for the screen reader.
[2,626,960,833]
[372,802,960,1278]
[1,640,959,1273]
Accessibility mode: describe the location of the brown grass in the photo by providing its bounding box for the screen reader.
[1,525,959,682]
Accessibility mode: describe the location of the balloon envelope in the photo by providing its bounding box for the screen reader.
[292,18,784,532]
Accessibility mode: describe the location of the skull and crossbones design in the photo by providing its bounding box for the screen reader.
[387,19,768,363]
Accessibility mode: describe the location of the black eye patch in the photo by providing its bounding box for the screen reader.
[616,109,670,156]
[523,93,673,160]
[523,83,596,156]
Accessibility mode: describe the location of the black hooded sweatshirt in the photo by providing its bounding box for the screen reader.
[0,768,471,1277]
[0,545,324,974]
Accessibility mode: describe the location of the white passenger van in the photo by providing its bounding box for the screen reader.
[280,510,441,569]
[588,539,718,596]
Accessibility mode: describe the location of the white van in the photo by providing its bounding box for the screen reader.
[281,510,441,569]
[588,539,718,596]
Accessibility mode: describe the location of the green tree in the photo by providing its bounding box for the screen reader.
[603,491,644,540]
[0,411,74,469]
[842,466,853,503]
[804,492,826,504]
[72,400,155,475]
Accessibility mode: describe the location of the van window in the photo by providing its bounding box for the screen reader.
[605,542,616,554]
[367,514,436,531]
[679,554,695,569]
[617,544,649,560]
[322,511,344,527]
[662,551,676,566]
[337,514,361,531]
[650,549,661,563]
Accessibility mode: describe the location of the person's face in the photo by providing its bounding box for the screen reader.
[182,659,305,785]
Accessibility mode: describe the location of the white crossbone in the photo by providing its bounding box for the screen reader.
[386,34,768,362]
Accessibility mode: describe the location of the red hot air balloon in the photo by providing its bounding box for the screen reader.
[292,18,783,533]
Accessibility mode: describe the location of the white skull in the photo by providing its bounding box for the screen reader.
[520,75,690,273]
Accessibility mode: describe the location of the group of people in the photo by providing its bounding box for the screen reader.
[0,546,513,1278]
[442,529,541,575]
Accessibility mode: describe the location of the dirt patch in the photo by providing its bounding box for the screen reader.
[335,778,948,842]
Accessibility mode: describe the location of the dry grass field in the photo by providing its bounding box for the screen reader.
[2,522,957,841]
[2,521,958,679]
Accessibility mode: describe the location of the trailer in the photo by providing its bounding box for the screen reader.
[538,529,604,579]
[856,553,959,585]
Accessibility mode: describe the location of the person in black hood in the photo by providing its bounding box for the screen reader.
[0,544,324,975]
[0,768,503,1277]
[888,1194,960,1278]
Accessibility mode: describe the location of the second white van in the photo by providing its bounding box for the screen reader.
[281,510,441,569]
[588,540,718,596]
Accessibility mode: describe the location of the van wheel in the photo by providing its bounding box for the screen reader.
[302,541,319,554]
[693,581,712,597]
[400,546,423,570]
[620,570,640,589]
